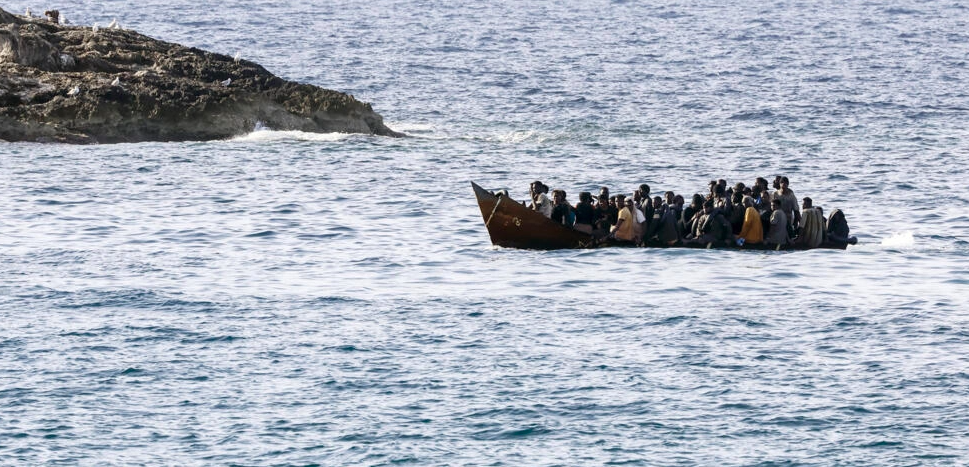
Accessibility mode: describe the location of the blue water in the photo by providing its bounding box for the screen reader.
[2,1,969,465]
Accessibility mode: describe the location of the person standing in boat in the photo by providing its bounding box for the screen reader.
[529,181,553,217]
[550,189,576,227]
[772,176,800,236]
[635,184,654,225]
[610,197,644,243]
[765,199,791,247]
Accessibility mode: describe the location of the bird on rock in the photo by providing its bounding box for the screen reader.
[67,86,80,97]
[111,77,121,87]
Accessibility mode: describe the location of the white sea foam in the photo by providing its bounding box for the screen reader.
[388,122,434,133]
[229,128,350,143]
[880,231,915,248]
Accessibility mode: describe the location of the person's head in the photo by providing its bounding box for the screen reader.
[623,197,634,211]
[743,197,754,208]
[552,189,566,204]
[718,179,727,190]
[771,199,782,210]
[691,193,704,208]
[780,176,789,191]
[599,186,610,198]
[714,184,725,197]
[752,185,762,197]
[756,177,768,190]
[639,184,650,197]
[664,191,675,204]
[743,186,752,196]
[615,194,626,208]
[734,182,745,193]
[674,194,685,207]
[703,199,714,213]
[609,195,617,207]
[579,191,592,204]
[530,180,543,194]
[652,196,663,209]
[802,196,813,209]
[708,180,718,194]
[773,176,782,190]
[732,190,743,204]
[598,194,609,206]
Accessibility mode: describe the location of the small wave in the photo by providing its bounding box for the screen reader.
[387,122,433,134]
[880,231,914,248]
[487,130,570,144]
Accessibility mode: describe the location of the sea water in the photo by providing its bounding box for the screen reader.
[1,1,968,465]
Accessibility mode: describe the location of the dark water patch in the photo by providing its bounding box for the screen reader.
[244,230,276,238]
[472,424,552,440]
[649,315,694,326]
[297,233,342,239]
[855,440,904,448]
[35,199,93,206]
[273,203,302,214]
[834,317,868,327]
[181,335,242,344]
[883,7,922,15]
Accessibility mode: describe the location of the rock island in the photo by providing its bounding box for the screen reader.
[0,8,400,143]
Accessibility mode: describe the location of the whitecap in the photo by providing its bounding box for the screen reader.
[880,231,915,248]
[228,129,350,143]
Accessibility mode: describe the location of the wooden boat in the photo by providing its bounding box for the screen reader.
[471,181,849,251]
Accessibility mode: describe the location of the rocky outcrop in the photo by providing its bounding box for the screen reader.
[0,8,401,143]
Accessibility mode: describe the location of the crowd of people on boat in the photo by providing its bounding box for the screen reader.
[519,176,857,248]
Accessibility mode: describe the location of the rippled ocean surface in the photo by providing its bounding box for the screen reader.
[3,1,969,465]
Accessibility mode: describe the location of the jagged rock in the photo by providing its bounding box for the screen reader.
[0,8,401,143]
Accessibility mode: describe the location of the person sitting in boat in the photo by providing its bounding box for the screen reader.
[529,181,553,217]
[593,194,613,235]
[680,193,704,239]
[610,197,644,243]
[765,199,791,247]
[729,190,745,234]
[643,196,679,246]
[685,199,732,246]
[751,185,768,211]
[796,197,825,248]
[826,209,858,246]
[712,183,733,218]
[737,197,763,246]
[550,189,576,227]
[671,194,685,224]
[573,191,596,234]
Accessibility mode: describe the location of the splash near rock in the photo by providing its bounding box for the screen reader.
[0,8,401,143]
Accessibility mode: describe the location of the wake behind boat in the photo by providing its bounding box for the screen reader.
[471,181,853,251]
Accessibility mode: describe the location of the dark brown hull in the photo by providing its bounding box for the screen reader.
[471,181,848,251]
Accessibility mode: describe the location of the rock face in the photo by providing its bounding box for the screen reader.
[0,8,401,143]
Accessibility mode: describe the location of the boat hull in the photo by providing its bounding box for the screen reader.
[471,181,848,251]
